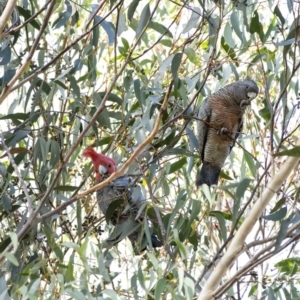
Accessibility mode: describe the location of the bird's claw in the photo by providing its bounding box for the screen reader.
[240,99,251,109]
[217,127,228,135]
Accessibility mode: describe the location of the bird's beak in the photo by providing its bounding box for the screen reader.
[99,165,107,175]
[247,92,257,100]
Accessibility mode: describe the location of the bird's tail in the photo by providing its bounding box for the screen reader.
[129,232,162,254]
[196,161,220,186]
[150,234,163,248]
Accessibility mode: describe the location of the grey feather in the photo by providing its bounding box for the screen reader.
[96,174,162,253]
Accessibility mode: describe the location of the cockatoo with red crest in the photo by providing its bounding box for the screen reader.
[82,147,162,254]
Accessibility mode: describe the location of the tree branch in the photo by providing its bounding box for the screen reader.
[0,0,17,34]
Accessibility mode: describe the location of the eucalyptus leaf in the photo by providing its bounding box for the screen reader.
[136,4,150,39]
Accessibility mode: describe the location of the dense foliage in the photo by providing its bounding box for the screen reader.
[0,0,300,299]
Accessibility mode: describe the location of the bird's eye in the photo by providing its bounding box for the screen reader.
[108,164,111,168]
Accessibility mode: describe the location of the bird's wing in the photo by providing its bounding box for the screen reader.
[110,176,133,188]
[197,98,211,161]
[106,212,141,245]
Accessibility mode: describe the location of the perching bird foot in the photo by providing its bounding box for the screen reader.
[240,99,251,109]
[217,127,228,135]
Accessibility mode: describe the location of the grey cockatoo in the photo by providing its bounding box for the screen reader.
[82,147,162,253]
[196,79,259,186]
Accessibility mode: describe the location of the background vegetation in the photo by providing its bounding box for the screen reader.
[0,0,300,299]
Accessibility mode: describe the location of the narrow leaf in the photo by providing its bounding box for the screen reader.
[276,146,300,156]
[53,185,78,191]
[128,0,141,22]
[149,21,172,38]
[54,1,72,29]
[135,4,150,39]
[171,53,183,79]
[262,207,287,221]
[49,140,60,168]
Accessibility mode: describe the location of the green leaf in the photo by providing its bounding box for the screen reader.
[92,18,99,48]
[149,21,172,38]
[236,178,251,200]
[171,52,182,79]
[275,217,291,251]
[97,92,123,105]
[0,236,11,252]
[262,207,287,221]
[221,37,237,61]
[159,39,172,47]
[273,5,285,25]
[173,229,187,260]
[166,190,187,235]
[35,79,51,95]
[3,252,19,266]
[182,7,200,34]
[136,4,150,39]
[276,38,295,47]
[169,157,187,174]
[95,136,113,146]
[210,211,227,241]
[102,290,118,300]
[128,0,141,22]
[61,242,80,251]
[232,178,251,222]
[34,136,47,165]
[155,278,167,300]
[266,287,277,300]
[6,127,30,147]
[275,258,300,275]
[244,151,256,177]
[53,185,78,191]
[184,48,197,64]
[259,97,272,121]
[162,148,190,157]
[105,199,124,224]
[270,198,286,214]
[0,205,20,222]
[276,146,300,156]
[0,112,30,120]
[224,23,236,48]
[0,163,7,177]
[7,150,27,174]
[65,289,86,300]
[54,1,72,29]
[17,6,40,30]
[69,75,80,101]
[250,11,264,42]
[97,17,115,45]
[79,228,92,257]
[231,12,244,42]
[49,140,60,168]
[134,79,144,107]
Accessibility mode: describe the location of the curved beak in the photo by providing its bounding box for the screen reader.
[99,165,107,175]
[247,92,257,100]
